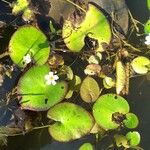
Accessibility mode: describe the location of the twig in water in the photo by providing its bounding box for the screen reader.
[0,52,9,59]
[64,0,86,13]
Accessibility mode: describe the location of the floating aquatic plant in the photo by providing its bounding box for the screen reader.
[79,143,93,150]
[93,94,130,130]
[18,65,67,111]
[126,131,141,147]
[62,3,111,52]
[114,134,129,148]
[12,0,33,21]
[9,25,50,67]
[131,56,150,74]
[123,113,139,129]
[80,76,100,103]
[47,102,94,142]
[114,131,141,148]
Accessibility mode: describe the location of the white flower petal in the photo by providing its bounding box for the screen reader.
[53,75,59,80]
[51,80,56,85]
[44,71,59,86]
[26,54,31,57]
[23,54,31,64]
[145,40,150,45]
[49,71,54,76]
[145,35,150,41]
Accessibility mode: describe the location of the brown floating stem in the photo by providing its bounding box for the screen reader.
[0,52,9,59]
[64,0,86,13]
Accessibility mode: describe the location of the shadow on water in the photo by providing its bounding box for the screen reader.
[0,0,150,150]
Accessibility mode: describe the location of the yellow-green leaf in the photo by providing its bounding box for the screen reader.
[116,61,126,94]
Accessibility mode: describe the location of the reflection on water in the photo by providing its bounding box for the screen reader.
[0,0,150,150]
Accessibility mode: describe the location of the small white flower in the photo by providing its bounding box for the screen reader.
[44,71,59,85]
[145,34,150,45]
[23,54,31,64]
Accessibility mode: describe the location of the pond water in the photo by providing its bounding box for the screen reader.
[0,0,150,150]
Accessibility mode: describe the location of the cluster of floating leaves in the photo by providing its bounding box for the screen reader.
[0,0,150,149]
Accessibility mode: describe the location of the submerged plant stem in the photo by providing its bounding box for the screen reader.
[128,9,139,32]
[122,40,141,52]
[1,0,11,5]
[5,125,51,137]
[111,25,141,52]
[33,125,51,130]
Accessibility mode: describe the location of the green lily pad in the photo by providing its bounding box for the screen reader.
[79,143,94,150]
[12,0,33,21]
[123,113,139,129]
[47,102,94,142]
[12,0,29,14]
[62,3,111,52]
[9,25,50,67]
[131,56,150,74]
[144,19,150,34]
[93,94,129,130]
[126,131,141,147]
[80,76,100,103]
[18,65,67,111]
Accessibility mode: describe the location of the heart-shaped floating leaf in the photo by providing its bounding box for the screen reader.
[80,76,100,103]
[126,131,141,147]
[79,143,94,150]
[123,113,139,129]
[18,65,67,111]
[131,56,150,74]
[62,3,111,52]
[47,102,94,142]
[9,25,50,67]
[144,19,150,34]
[93,94,129,130]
